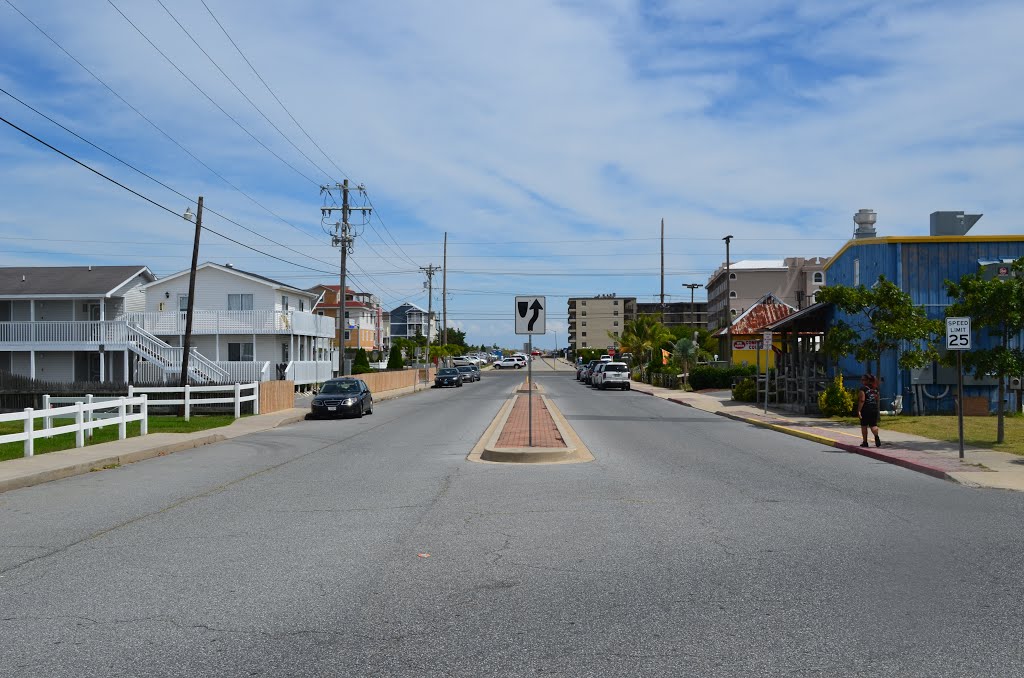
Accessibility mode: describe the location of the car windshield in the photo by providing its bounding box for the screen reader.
[321,381,359,394]
[438,368,459,376]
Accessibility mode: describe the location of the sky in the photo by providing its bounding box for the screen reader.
[1,0,1022,350]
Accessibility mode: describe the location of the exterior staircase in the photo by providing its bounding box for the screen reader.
[126,323,230,384]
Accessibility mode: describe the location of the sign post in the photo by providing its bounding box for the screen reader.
[516,296,546,447]
[946,317,971,459]
[762,331,772,414]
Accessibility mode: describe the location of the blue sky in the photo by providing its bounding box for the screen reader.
[1,0,1022,349]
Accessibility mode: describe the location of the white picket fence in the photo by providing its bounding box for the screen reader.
[0,395,149,458]
[130,382,259,421]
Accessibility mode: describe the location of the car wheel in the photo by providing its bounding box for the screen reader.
[625,384,630,390]
[367,399,373,415]
[457,382,462,387]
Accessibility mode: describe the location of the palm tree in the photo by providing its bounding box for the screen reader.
[613,315,672,367]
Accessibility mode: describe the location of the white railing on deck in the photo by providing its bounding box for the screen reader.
[0,320,130,344]
[135,360,268,384]
[284,360,333,385]
[125,310,334,338]
[1,395,148,458]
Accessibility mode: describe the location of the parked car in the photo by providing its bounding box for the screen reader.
[494,357,522,369]
[434,367,464,387]
[589,362,607,386]
[579,360,599,383]
[593,362,631,390]
[469,364,482,380]
[452,356,474,366]
[308,378,373,418]
[456,365,479,382]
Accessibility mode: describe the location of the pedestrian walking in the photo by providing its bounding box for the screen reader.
[858,373,882,447]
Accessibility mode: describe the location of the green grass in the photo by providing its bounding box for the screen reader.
[834,414,1024,455]
[0,415,238,462]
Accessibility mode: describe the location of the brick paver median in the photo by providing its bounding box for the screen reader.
[495,395,566,448]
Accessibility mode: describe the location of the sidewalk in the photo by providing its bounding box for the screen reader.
[629,381,1024,491]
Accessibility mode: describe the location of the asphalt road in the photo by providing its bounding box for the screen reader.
[2,369,1024,677]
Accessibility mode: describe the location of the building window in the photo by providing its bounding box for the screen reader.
[853,259,860,286]
[299,299,305,312]
[582,332,587,337]
[281,295,290,311]
[582,342,588,347]
[613,310,618,316]
[317,311,324,316]
[178,294,189,312]
[227,293,253,311]
[613,300,618,305]
[582,311,587,317]
[813,271,824,284]
[613,321,619,327]
[614,331,619,337]
[282,343,289,362]
[344,330,351,340]
[582,320,587,327]
[228,342,254,361]
[581,300,587,306]
[729,291,738,298]
[729,272,737,280]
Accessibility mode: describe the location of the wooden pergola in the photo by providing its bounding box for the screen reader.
[764,302,833,414]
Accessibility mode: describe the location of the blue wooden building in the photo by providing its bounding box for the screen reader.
[823,212,1024,414]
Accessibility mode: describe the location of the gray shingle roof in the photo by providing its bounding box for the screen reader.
[0,266,153,297]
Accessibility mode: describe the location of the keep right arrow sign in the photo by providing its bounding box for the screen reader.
[515,296,546,335]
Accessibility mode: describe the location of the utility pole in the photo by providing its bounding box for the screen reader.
[660,218,665,324]
[442,232,448,346]
[181,196,203,394]
[421,264,441,366]
[321,180,371,376]
[723,235,734,367]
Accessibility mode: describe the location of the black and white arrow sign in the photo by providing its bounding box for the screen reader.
[515,296,546,335]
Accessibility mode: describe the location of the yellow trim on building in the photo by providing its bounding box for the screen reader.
[825,235,1024,271]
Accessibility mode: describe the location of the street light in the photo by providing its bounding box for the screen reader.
[722,235,733,367]
[683,283,701,326]
[547,328,558,361]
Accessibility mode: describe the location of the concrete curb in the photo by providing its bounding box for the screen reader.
[632,383,958,483]
[481,394,578,463]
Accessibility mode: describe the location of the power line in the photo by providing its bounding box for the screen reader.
[0,85,340,270]
[198,0,351,183]
[105,0,319,186]
[0,113,337,275]
[153,0,335,183]
[3,0,328,246]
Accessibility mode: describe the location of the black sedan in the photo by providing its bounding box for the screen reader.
[434,367,463,388]
[308,378,373,418]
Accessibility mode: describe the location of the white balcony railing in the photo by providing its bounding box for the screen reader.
[125,311,334,338]
[0,321,130,345]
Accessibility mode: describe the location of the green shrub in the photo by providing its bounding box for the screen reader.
[689,364,756,390]
[732,377,757,402]
[818,375,857,417]
[386,344,404,370]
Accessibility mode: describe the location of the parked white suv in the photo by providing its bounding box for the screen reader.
[593,362,631,390]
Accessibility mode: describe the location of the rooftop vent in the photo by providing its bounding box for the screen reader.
[853,209,877,239]
[930,211,982,236]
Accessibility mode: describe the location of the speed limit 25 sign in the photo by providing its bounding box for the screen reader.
[946,317,971,351]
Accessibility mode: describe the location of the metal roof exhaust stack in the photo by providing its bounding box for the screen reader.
[853,209,877,239]
[930,211,982,236]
